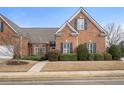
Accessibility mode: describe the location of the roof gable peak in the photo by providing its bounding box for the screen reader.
[68,7,105,34]
[55,21,78,34]
[0,14,19,33]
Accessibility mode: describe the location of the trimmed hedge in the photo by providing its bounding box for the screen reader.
[103,53,112,60]
[108,45,121,60]
[95,53,104,61]
[22,55,42,61]
[48,50,60,61]
[77,44,89,60]
[88,53,95,61]
[60,54,77,61]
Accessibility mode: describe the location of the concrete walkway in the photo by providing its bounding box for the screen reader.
[121,57,124,61]
[28,61,47,72]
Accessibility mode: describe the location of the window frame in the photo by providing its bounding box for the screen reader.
[87,43,96,53]
[62,42,71,54]
[77,18,85,30]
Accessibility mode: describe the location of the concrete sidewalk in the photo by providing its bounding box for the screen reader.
[0,70,124,81]
[28,62,47,72]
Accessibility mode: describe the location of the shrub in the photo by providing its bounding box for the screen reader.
[88,53,95,61]
[119,41,124,57]
[108,45,121,60]
[103,53,112,60]
[77,44,89,60]
[95,53,104,61]
[60,54,77,61]
[121,53,124,57]
[22,55,42,61]
[40,54,48,61]
[48,50,60,61]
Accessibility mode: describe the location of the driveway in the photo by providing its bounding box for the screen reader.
[0,59,9,63]
[121,57,124,61]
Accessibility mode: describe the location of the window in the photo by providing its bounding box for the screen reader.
[87,43,96,53]
[50,41,55,49]
[41,47,46,54]
[34,47,46,55]
[34,47,39,55]
[77,19,87,30]
[61,42,72,53]
[77,19,85,30]
[0,21,3,32]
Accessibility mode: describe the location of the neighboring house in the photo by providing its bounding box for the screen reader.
[0,8,106,59]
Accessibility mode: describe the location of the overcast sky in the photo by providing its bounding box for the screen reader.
[0,7,124,28]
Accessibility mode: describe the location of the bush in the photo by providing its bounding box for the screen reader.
[108,45,121,60]
[88,53,95,61]
[40,54,48,61]
[95,53,104,61]
[77,44,89,60]
[103,53,112,60]
[48,50,60,61]
[119,41,124,57]
[121,53,124,57]
[60,54,77,61]
[22,55,42,61]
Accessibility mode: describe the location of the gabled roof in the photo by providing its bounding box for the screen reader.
[19,28,59,43]
[68,7,105,33]
[0,14,20,33]
[0,14,58,43]
[55,21,78,34]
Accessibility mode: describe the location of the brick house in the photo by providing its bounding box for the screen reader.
[0,8,106,58]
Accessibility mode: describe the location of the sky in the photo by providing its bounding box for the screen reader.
[0,7,124,28]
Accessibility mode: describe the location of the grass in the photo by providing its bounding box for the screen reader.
[0,60,37,72]
[42,61,124,71]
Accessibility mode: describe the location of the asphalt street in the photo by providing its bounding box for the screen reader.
[1,79,124,85]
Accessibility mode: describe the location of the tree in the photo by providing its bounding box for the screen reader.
[108,44,121,60]
[119,41,124,57]
[104,23,124,47]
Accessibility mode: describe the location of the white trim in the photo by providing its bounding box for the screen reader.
[34,47,39,55]
[0,16,17,33]
[68,8,106,33]
[62,42,71,54]
[55,21,78,34]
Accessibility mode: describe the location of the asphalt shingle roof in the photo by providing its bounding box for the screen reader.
[0,14,20,32]
[19,28,58,43]
[0,14,58,43]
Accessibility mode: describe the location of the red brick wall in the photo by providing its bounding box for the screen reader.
[56,26,78,53]
[56,12,106,53]
[0,18,29,57]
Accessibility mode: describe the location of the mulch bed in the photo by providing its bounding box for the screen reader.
[6,60,28,65]
[0,60,37,72]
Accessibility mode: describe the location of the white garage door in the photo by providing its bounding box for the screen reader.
[0,45,14,59]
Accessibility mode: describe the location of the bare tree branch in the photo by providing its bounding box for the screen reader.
[104,23,124,47]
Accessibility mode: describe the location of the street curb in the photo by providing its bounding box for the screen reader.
[0,70,124,80]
